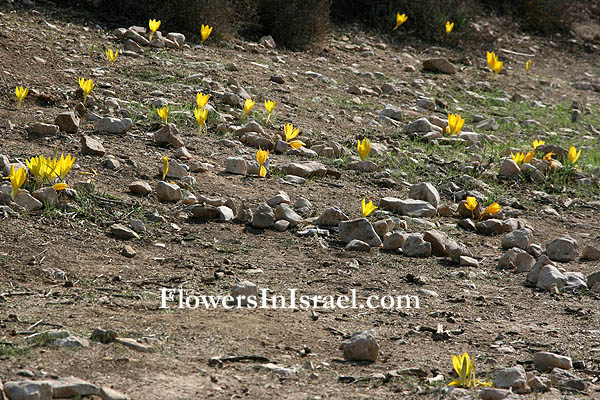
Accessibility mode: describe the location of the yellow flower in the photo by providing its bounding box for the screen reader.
[523,151,534,164]
[242,98,255,120]
[465,196,477,212]
[149,19,161,41]
[194,107,208,134]
[196,92,210,109]
[201,24,213,44]
[284,123,300,141]
[15,86,29,109]
[526,59,532,73]
[288,140,305,150]
[9,165,27,199]
[532,139,544,150]
[445,114,465,135]
[78,78,95,104]
[511,152,525,166]
[53,182,68,191]
[264,100,275,123]
[393,12,407,31]
[157,107,168,124]
[357,138,371,161]
[543,152,556,161]
[162,156,169,180]
[57,154,75,179]
[483,202,502,215]
[445,21,454,34]
[361,197,378,218]
[448,353,492,388]
[105,48,119,66]
[486,51,502,78]
[256,148,269,178]
[568,146,581,165]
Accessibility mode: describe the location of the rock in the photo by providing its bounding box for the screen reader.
[521,163,545,183]
[56,335,90,347]
[49,376,99,398]
[345,239,371,252]
[550,368,585,391]
[225,157,248,176]
[164,159,188,179]
[546,236,578,262]
[190,205,220,221]
[259,35,276,48]
[423,57,457,74]
[527,375,550,392]
[342,331,379,362]
[457,200,482,219]
[339,218,382,247]
[423,230,459,257]
[252,203,275,229]
[100,386,129,400]
[534,352,573,372]
[237,121,265,135]
[231,281,258,306]
[498,158,521,178]
[406,117,434,133]
[582,245,600,260]
[259,363,297,376]
[514,251,536,272]
[274,220,290,231]
[588,271,600,289]
[125,29,149,45]
[480,388,513,400]
[80,135,105,156]
[493,365,527,390]
[156,181,182,202]
[294,197,312,209]
[54,111,80,134]
[154,123,185,148]
[501,228,532,250]
[95,117,133,134]
[379,197,436,217]
[475,219,507,235]
[372,219,393,238]
[281,175,306,184]
[536,265,567,291]
[267,191,290,207]
[128,181,152,195]
[459,256,479,267]
[526,255,552,283]
[564,271,587,290]
[110,223,139,240]
[4,380,52,400]
[383,232,405,251]
[167,32,185,46]
[26,123,59,137]
[274,204,302,227]
[15,191,43,211]
[115,337,154,352]
[121,245,136,258]
[270,75,285,84]
[402,234,432,258]
[499,247,526,269]
[282,162,327,178]
[378,104,403,121]
[408,182,440,208]
[32,187,58,206]
[217,206,234,222]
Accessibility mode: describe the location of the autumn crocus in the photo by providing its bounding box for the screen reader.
[465,196,477,219]
[511,152,526,166]
[526,59,532,74]
[523,151,534,164]
[361,197,378,218]
[284,123,304,150]
[15,86,29,109]
[53,182,68,191]
[157,107,168,124]
[201,24,213,44]
[196,92,210,109]
[486,51,502,78]
[149,19,161,41]
[9,165,27,199]
[256,148,269,177]
[78,78,95,104]
[105,49,119,66]
[532,139,544,150]
[357,138,371,161]
[162,156,168,180]
[57,154,75,179]
[446,114,465,135]
[482,202,502,218]
[264,100,275,124]
[448,353,492,388]
[445,21,454,35]
[568,146,581,165]
[393,12,407,31]
[194,107,208,134]
[242,98,255,121]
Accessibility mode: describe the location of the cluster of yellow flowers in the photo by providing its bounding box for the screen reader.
[464,196,502,220]
[5,154,75,200]
[393,11,455,36]
[195,92,210,134]
[511,139,581,168]
[448,353,492,388]
[486,51,503,78]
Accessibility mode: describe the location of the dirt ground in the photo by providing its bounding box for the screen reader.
[0,3,600,400]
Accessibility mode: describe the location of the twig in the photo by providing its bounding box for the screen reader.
[499,48,535,58]
[208,355,270,367]
[26,319,43,331]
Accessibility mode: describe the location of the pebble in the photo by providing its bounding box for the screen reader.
[225,157,247,175]
[339,218,382,247]
[95,117,133,134]
[252,203,275,229]
[422,57,457,74]
[342,331,379,362]
[402,234,432,258]
[546,236,578,262]
[128,180,152,195]
[156,181,182,202]
[26,123,59,137]
[493,365,527,390]
[408,182,440,208]
[80,135,106,156]
[54,111,80,134]
[110,223,139,240]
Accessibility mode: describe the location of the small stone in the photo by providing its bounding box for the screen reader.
[163,159,188,179]
[372,219,393,238]
[154,123,185,148]
[582,245,600,260]
[259,363,297,376]
[80,135,106,156]
[4,380,53,400]
[408,182,440,208]
[231,280,258,306]
[379,197,436,217]
[190,205,220,221]
[402,234,432,258]
[498,158,521,178]
[121,245,136,258]
[383,232,405,251]
[110,223,139,240]
[501,228,532,250]
[100,387,129,400]
[115,337,154,352]
[480,388,513,400]
[339,218,382,247]
[378,104,403,121]
[217,206,234,222]
[342,331,379,362]
[225,157,247,175]
[156,181,182,202]
[104,156,120,170]
[54,111,80,133]
[294,197,312,209]
[129,218,146,233]
[15,191,43,211]
[274,220,290,231]
[536,265,567,291]
[95,117,133,134]
[475,219,507,235]
[26,123,59,137]
[282,162,327,178]
[423,230,459,257]
[128,180,152,195]
[274,204,302,227]
[423,57,457,74]
[493,365,527,390]
[526,255,552,283]
[252,203,275,229]
[32,187,58,206]
[546,236,578,262]
[56,335,90,348]
[534,352,573,372]
[345,239,371,252]
[587,271,600,289]
[550,368,585,391]
[406,117,434,133]
[267,191,290,207]
[459,256,479,267]
[315,207,349,226]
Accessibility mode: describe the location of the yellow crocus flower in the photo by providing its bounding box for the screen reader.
[256,148,269,178]
[194,107,208,134]
[149,19,161,41]
[568,146,581,165]
[393,12,407,31]
[361,197,378,218]
[201,24,213,44]
[9,165,27,199]
[162,156,168,181]
[196,92,210,109]
[357,138,371,161]
[446,114,465,135]
[157,107,168,124]
[15,86,29,109]
[242,98,255,120]
[105,49,119,66]
[78,78,95,104]
[445,21,454,35]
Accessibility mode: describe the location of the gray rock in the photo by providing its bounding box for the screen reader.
[402,234,432,258]
[475,219,507,235]
[342,331,379,362]
[294,197,312,209]
[100,387,129,400]
[164,159,188,179]
[379,197,436,217]
[259,35,276,49]
[588,271,600,289]
[514,252,536,272]
[110,223,139,240]
[498,247,527,269]
[231,280,258,306]
[493,365,527,390]
[128,180,152,195]
[526,255,552,283]
[54,111,80,134]
[26,123,59,137]
[536,265,567,291]
[274,204,302,227]
[582,245,600,261]
[259,363,297,376]
[252,203,275,229]
[564,271,587,290]
[527,243,544,258]
[423,230,459,257]
[225,157,248,176]
[156,181,182,202]
[125,29,150,45]
[282,162,327,178]
[459,256,479,267]
[345,239,371,252]
[56,335,90,347]
[114,337,154,353]
[383,232,405,251]
[501,228,532,250]
[80,135,106,156]
[32,187,58,206]
[498,158,520,178]
[95,117,132,135]
[15,191,43,211]
[550,368,585,391]
[154,123,185,148]
[408,182,440,208]
[190,205,220,221]
[521,163,545,183]
[339,218,382,247]
[274,220,290,231]
[534,352,573,372]
[378,104,403,121]
[406,117,434,133]
[281,175,306,184]
[121,245,136,258]
[217,206,234,222]
[480,388,513,400]
[4,380,53,400]
[546,237,578,262]
[104,156,120,170]
[267,191,290,207]
[423,57,457,74]
[372,219,393,239]
[167,32,186,46]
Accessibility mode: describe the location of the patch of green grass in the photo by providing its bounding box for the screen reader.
[0,343,28,359]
